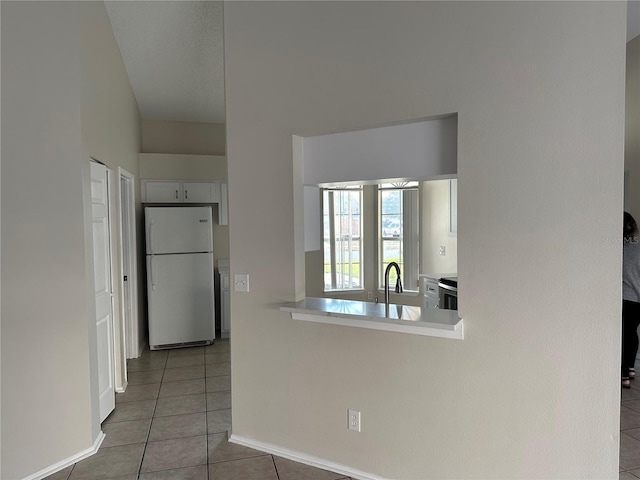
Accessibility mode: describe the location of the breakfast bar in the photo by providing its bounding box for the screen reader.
[280,297,463,339]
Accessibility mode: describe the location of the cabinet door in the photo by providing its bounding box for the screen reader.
[183,182,219,203]
[144,181,182,203]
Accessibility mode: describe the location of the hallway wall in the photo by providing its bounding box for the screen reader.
[1,2,142,478]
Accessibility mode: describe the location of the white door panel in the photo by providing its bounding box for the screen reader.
[145,206,213,254]
[90,162,115,422]
[147,252,215,348]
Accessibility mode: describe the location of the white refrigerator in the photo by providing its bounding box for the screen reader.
[145,206,215,350]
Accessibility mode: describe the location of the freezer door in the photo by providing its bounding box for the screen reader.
[146,206,213,254]
[147,253,215,347]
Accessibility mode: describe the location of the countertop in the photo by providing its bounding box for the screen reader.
[280,297,463,339]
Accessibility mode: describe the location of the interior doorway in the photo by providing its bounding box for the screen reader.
[119,168,140,361]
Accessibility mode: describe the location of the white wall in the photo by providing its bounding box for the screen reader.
[224,2,626,478]
[80,0,143,373]
[1,3,94,478]
[421,180,458,275]
[1,2,142,478]
[142,120,226,156]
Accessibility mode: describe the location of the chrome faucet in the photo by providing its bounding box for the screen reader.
[384,262,403,306]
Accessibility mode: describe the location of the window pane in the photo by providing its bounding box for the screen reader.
[381,190,401,214]
[381,214,401,237]
[322,187,362,291]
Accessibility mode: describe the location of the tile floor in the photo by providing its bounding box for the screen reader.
[45,340,351,480]
[621,368,640,479]
[42,339,640,479]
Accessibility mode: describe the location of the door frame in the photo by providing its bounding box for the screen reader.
[118,168,140,360]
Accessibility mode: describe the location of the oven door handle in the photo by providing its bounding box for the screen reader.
[438,283,458,293]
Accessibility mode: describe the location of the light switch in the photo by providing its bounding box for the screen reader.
[234,274,249,292]
[439,246,446,256]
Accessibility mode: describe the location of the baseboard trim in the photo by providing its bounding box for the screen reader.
[229,434,389,480]
[22,431,105,480]
[116,379,128,394]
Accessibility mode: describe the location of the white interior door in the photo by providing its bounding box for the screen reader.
[91,161,115,422]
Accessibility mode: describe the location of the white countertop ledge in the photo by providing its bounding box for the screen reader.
[280,297,463,340]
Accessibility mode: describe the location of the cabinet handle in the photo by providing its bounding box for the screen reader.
[175,189,178,200]
[185,189,188,200]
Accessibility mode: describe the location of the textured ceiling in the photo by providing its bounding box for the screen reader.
[105,1,225,124]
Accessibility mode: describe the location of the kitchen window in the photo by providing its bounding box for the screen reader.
[323,187,362,291]
[378,182,419,292]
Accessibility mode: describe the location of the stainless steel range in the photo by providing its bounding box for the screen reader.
[438,277,458,310]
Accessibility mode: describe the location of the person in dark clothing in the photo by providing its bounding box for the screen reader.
[622,212,640,389]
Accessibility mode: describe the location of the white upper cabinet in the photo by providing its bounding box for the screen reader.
[183,181,220,203]
[144,181,183,203]
[142,179,228,225]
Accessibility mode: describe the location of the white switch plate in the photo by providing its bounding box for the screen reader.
[439,246,446,256]
[234,274,249,292]
[348,409,361,432]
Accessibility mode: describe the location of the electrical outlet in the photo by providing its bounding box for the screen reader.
[367,291,373,301]
[234,274,249,292]
[348,409,361,432]
[439,246,446,256]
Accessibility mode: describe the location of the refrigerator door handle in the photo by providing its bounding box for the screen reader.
[148,222,154,254]
[150,255,156,290]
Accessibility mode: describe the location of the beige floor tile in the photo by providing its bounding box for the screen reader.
[205,352,230,365]
[205,375,231,393]
[127,369,164,386]
[155,394,206,417]
[621,433,640,470]
[207,409,232,434]
[166,355,206,369]
[623,386,640,401]
[115,383,160,403]
[168,347,205,358]
[626,428,640,442]
[139,465,207,480]
[102,418,152,447]
[104,399,156,424]
[163,365,205,382]
[205,341,230,353]
[208,433,267,463]
[127,357,167,373]
[273,456,350,480]
[141,435,207,473]
[68,444,145,479]
[149,412,207,441]
[43,465,73,480]
[206,391,231,411]
[140,349,169,360]
[159,378,206,398]
[206,363,231,378]
[208,455,277,480]
[621,472,639,480]
[622,406,640,431]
